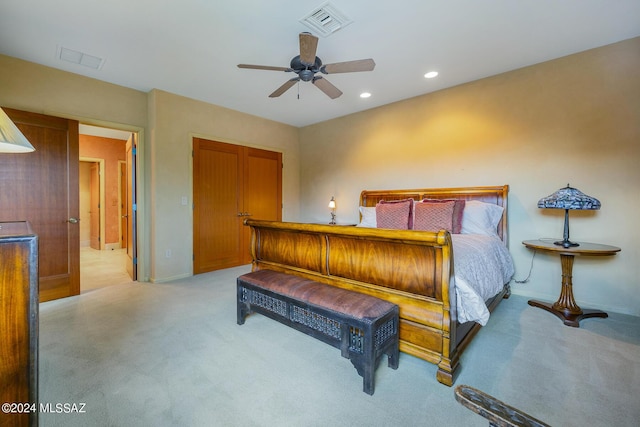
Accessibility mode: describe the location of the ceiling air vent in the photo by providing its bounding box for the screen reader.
[58,46,104,70]
[300,2,353,37]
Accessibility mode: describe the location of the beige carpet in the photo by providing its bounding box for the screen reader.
[38,264,640,426]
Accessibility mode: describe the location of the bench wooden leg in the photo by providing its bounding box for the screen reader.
[237,285,249,325]
[388,343,399,369]
[362,363,375,396]
[348,317,399,395]
[347,356,376,395]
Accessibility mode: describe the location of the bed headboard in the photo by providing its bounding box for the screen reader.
[359,185,509,244]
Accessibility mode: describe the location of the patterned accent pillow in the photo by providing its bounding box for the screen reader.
[375,198,414,229]
[421,199,466,233]
[414,200,455,231]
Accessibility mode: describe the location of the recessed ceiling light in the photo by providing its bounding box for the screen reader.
[360,92,371,98]
[424,71,438,79]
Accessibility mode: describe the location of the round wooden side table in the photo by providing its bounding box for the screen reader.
[522,239,621,327]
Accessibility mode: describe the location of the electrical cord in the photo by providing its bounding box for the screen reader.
[513,249,536,284]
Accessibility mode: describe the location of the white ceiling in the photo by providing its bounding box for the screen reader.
[1,0,639,128]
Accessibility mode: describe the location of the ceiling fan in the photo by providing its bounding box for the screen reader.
[238,32,375,99]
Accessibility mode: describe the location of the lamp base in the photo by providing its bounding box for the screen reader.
[554,209,580,248]
[554,240,579,248]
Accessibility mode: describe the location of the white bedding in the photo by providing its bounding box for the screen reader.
[451,234,514,326]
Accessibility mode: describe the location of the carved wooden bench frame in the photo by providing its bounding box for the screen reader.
[237,270,400,395]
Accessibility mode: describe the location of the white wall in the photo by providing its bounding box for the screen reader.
[298,37,640,317]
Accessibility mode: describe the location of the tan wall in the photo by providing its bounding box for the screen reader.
[147,90,300,282]
[80,135,127,245]
[0,55,148,126]
[0,54,151,278]
[0,55,301,283]
[299,37,640,316]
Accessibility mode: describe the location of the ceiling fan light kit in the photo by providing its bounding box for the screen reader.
[238,32,375,99]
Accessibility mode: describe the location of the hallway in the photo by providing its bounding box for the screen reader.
[80,247,133,293]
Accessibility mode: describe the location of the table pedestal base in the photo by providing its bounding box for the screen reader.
[522,239,620,328]
[527,299,608,327]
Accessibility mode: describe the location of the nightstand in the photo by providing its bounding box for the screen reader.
[522,239,621,327]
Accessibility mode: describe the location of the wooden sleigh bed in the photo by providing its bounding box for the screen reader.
[243,185,511,386]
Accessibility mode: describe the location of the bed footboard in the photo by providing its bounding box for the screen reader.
[244,219,462,385]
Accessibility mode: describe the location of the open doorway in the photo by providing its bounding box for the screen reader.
[79,124,137,292]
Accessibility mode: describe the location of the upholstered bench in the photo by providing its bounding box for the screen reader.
[237,269,399,395]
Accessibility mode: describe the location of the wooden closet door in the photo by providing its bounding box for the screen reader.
[193,139,244,273]
[242,147,282,263]
[193,138,281,273]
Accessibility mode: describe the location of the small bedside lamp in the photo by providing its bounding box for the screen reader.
[0,108,35,153]
[538,184,600,248]
[328,196,336,225]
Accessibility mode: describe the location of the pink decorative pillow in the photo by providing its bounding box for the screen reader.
[375,199,414,229]
[421,199,466,233]
[414,201,455,231]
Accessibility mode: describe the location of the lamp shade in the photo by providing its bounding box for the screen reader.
[537,185,600,210]
[0,108,35,153]
[538,184,600,248]
[328,196,336,224]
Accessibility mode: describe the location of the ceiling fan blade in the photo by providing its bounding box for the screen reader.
[313,77,342,99]
[299,32,319,66]
[238,64,291,72]
[269,78,300,98]
[322,59,376,74]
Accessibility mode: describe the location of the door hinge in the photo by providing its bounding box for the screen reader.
[133,257,138,265]
[133,203,137,211]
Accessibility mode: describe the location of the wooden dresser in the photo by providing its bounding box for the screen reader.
[0,221,38,427]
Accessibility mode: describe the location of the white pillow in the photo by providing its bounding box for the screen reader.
[460,200,504,237]
[357,206,377,228]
